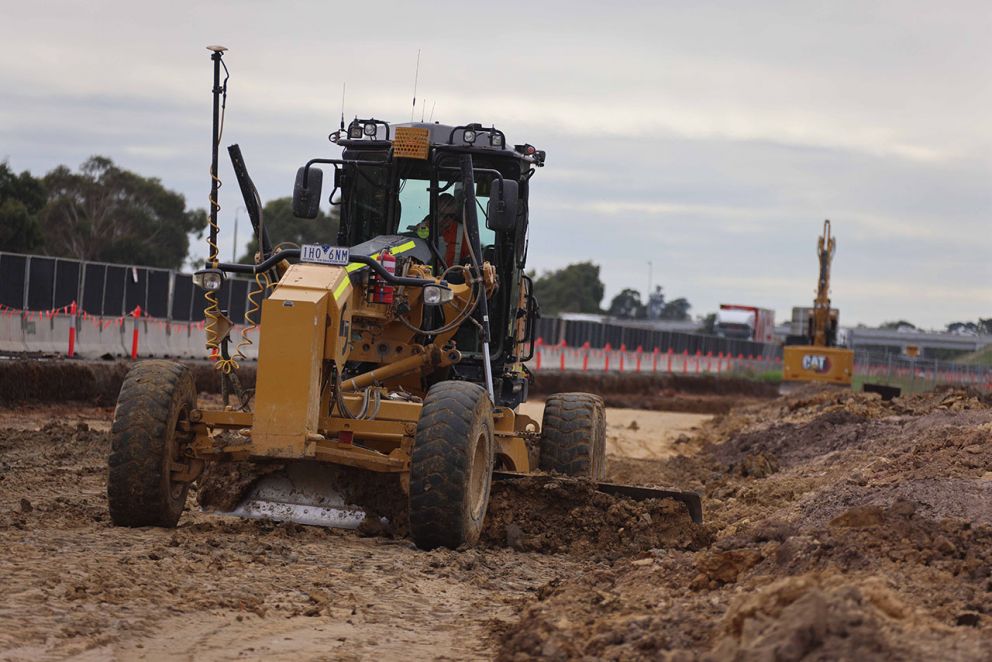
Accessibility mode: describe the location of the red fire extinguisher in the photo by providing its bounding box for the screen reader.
[375,249,396,304]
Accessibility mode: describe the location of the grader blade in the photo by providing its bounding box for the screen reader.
[224,463,374,529]
[492,471,704,524]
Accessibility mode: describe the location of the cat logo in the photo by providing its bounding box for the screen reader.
[802,354,831,373]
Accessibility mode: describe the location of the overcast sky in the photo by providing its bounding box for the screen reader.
[1,0,989,329]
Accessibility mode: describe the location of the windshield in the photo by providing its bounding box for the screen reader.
[398,177,496,254]
[716,323,753,339]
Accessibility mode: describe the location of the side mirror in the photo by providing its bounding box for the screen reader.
[486,179,518,232]
[293,166,323,219]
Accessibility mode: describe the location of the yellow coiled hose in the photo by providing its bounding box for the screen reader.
[233,269,270,362]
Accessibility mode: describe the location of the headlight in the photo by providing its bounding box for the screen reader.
[491,133,504,147]
[348,123,363,139]
[193,268,224,291]
[363,123,377,137]
[463,129,476,144]
[423,284,454,306]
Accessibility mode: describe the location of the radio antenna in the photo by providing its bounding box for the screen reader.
[410,49,421,121]
[429,100,436,123]
[339,82,347,130]
[421,98,427,122]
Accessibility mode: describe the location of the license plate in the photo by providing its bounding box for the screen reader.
[300,244,350,266]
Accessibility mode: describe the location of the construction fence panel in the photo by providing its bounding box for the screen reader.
[534,317,780,362]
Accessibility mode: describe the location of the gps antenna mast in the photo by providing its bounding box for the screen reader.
[410,49,421,121]
[340,82,347,131]
[206,45,228,270]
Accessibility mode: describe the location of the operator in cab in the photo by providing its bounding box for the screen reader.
[412,193,473,267]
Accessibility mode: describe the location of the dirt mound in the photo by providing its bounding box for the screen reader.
[0,359,258,405]
[710,574,986,661]
[482,476,710,559]
[710,408,875,469]
[499,385,992,659]
[533,373,778,414]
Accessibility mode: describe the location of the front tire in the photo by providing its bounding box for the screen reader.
[539,392,606,480]
[409,381,494,550]
[107,360,196,527]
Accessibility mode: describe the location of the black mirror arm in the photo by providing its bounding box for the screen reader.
[228,144,273,258]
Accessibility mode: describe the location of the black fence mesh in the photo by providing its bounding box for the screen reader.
[535,316,779,358]
[27,257,55,311]
[53,260,80,310]
[0,254,26,308]
[1,251,251,323]
[0,251,780,357]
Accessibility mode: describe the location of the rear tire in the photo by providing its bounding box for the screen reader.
[539,392,606,480]
[409,381,494,550]
[108,360,196,527]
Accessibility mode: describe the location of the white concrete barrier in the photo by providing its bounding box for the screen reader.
[0,314,28,354]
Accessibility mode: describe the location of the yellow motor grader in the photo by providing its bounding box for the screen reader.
[106,48,701,549]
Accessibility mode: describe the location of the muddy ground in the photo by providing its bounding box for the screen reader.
[2,385,991,660]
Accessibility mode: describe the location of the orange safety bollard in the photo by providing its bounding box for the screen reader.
[635,345,643,373]
[619,343,626,372]
[67,301,77,358]
[582,341,590,372]
[604,342,611,371]
[130,305,142,360]
[652,346,660,373]
[695,350,702,374]
[535,337,543,371]
[682,349,688,374]
[559,340,567,371]
[667,347,674,373]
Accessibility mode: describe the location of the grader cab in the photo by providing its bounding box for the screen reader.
[105,49,701,550]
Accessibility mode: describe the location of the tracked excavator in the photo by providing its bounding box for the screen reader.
[782,220,855,385]
[105,47,701,550]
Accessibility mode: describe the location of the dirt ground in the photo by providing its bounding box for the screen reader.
[2,386,991,660]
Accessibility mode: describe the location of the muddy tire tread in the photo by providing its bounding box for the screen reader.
[107,360,194,527]
[539,392,606,479]
[409,381,492,550]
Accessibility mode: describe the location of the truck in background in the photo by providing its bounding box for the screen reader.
[714,304,776,343]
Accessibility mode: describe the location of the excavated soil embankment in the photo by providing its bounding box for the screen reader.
[499,385,992,660]
[0,359,776,413]
[533,372,777,413]
[0,359,252,405]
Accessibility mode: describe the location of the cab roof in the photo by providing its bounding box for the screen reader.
[334,119,545,166]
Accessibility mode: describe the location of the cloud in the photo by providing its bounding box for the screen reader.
[0,0,989,328]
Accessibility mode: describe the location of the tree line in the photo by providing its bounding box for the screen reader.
[1,157,206,269]
[0,157,341,271]
[530,261,692,321]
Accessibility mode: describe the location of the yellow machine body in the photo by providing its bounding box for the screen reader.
[782,345,854,385]
[190,260,538,474]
